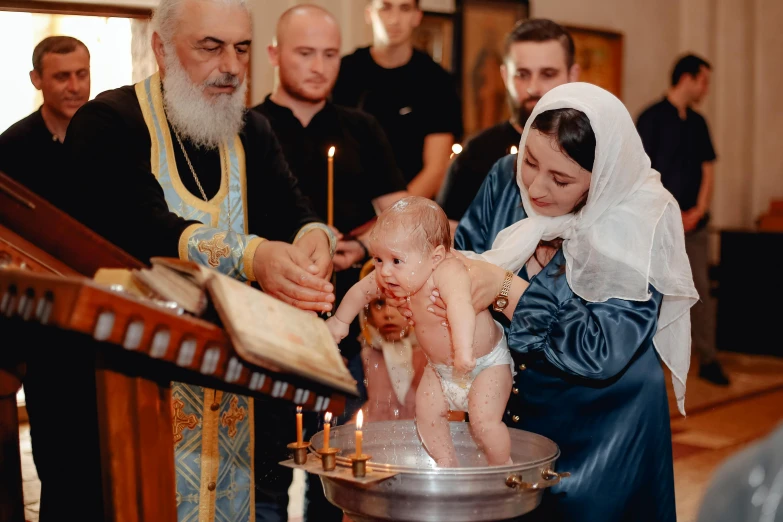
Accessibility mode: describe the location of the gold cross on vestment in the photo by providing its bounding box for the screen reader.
[220,395,247,438]
[197,232,231,267]
[172,397,199,444]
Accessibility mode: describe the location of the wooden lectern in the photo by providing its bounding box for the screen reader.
[0,173,354,521]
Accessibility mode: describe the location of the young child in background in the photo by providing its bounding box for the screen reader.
[326,197,514,467]
[358,260,427,422]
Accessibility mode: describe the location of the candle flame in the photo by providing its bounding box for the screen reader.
[324,411,332,423]
[510,145,518,155]
[451,143,463,154]
[328,146,335,157]
[356,409,363,430]
[296,405,302,414]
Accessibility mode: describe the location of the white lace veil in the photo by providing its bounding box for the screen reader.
[463,82,698,415]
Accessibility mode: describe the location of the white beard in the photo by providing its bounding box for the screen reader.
[161,48,247,149]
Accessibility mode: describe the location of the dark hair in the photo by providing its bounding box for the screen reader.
[529,108,595,272]
[367,0,419,7]
[32,36,89,73]
[504,19,575,68]
[531,108,596,174]
[671,54,711,87]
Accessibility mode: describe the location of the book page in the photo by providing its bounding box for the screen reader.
[206,271,357,395]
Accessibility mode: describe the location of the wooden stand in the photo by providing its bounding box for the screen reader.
[0,172,352,521]
[0,361,25,522]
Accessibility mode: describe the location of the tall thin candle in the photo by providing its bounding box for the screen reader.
[296,405,303,445]
[323,411,332,449]
[327,146,335,226]
[355,409,363,457]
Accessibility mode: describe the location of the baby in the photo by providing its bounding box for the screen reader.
[326,197,514,467]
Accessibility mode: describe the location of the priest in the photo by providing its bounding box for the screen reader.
[56,0,336,519]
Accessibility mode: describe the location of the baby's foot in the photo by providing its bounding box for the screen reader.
[436,456,459,468]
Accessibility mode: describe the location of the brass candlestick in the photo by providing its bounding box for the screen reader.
[350,454,371,478]
[317,447,339,471]
[287,441,310,465]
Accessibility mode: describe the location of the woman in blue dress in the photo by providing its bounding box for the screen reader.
[424,83,698,521]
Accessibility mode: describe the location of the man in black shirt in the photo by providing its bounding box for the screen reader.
[438,19,579,221]
[0,36,90,205]
[637,54,728,386]
[332,0,462,198]
[253,6,407,521]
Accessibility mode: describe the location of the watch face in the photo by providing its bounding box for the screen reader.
[495,297,508,309]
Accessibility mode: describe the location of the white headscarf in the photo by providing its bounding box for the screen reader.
[463,82,698,415]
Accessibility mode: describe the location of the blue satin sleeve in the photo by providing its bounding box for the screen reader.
[508,253,664,381]
[454,154,524,253]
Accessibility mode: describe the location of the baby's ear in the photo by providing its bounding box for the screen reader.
[431,245,446,266]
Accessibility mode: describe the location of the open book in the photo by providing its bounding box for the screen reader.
[98,258,357,395]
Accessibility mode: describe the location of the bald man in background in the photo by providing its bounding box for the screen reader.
[252,6,407,521]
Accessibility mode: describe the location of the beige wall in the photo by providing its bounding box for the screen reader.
[686,0,783,231]
[751,0,783,226]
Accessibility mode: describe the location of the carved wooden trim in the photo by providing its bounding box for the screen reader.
[0,0,152,19]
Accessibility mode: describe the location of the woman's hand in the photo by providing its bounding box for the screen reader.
[380,290,415,325]
[416,252,507,324]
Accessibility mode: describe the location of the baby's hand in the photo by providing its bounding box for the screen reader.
[453,354,477,378]
[325,316,350,344]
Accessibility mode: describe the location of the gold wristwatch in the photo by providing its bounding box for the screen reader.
[492,271,514,312]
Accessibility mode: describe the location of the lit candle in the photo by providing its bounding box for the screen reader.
[355,409,363,457]
[327,146,335,227]
[323,411,332,450]
[510,145,518,155]
[296,405,303,445]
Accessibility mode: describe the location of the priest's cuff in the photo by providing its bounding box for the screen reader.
[294,222,337,258]
[178,224,265,282]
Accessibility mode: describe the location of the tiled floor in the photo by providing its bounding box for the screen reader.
[17,352,783,522]
[19,423,40,522]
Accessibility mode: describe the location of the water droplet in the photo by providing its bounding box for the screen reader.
[751,485,768,506]
[749,466,765,487]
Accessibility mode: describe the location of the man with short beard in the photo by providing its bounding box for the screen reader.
[61,0,337,519]
[438,19,579,221]
[252,7,407,520]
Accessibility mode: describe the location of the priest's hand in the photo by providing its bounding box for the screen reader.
[252,240,334,313]
[295,228,333,281]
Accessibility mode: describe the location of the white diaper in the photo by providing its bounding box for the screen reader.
[430,321,515,412]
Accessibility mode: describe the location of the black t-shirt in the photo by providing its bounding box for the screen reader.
[332,46,463,183]
[254,97,408,362]
[253,97,406,234]
[636,97,717,214]
[439,121,521,220]
[0,108,67,206]
[63,85,319,263]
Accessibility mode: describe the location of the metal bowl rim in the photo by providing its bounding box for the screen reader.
[308,422,561,476]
